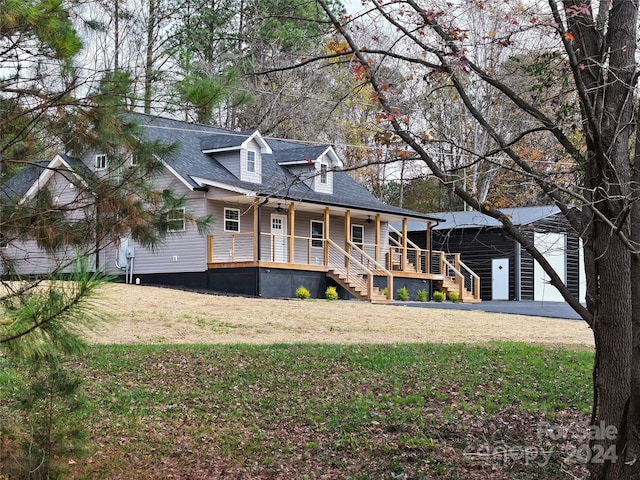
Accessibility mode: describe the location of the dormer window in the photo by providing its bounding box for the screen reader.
[320,164,328,184]
[241,148,261,183]
[95,154,108,170]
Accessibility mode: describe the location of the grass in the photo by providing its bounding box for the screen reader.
[1,342,593,479]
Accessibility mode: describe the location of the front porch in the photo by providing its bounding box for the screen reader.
[206,208,480,302]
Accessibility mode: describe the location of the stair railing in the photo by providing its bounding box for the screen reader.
[348,241,393,300]
[326,238,392,300]
[388,224,427,273]
[459,258,481,300]
[439,252,480,300]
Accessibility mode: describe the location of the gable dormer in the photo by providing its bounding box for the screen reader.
[201,130,272,184]
[278,145,342,194]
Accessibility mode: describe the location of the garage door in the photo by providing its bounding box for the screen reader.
[533,232,566,302]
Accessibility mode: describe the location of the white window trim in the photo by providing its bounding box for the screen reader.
[167,207,186,233]
[310,220,324,248]
[95,154,108,170]
[224,207,241,232]
[351,224,364,247]
[319,163,328,184]
[247,150,256,173]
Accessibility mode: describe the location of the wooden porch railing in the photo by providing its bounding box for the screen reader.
[208,232,254,263]
[437,251,481,300]
[326,238,393,301]
[388,225,429,273]
[346,240,394,300]
[207,232,479,301]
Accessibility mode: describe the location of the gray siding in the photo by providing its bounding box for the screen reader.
[213,151,241,178]
[5,168,95,275]
[106,171,209,276]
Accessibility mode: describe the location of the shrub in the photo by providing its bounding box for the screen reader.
[416,289,428,302]
[325,286,338,300]
[381,287,389,297]
[296,286,311,300]
[397,286,409,301]
[433,290,445,302]
[449,291,460,303]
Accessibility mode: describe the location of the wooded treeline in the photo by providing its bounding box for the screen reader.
[3,0,557,211]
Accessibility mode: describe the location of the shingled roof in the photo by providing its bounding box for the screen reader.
[134,114,439,221]
[2,114,440,222]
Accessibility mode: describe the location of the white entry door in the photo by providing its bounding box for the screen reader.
[270,214,288,262]
[534,232,566,302]
[492,258,509,300]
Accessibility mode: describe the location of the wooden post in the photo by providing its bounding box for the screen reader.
[426,221,432,274]
[253,202,259,262]
[375,214,381,264]
[344,210,351,269]
[288,202,295,264]
[401,218,408,272]
[207,235,213,264]
[324,207,330,266]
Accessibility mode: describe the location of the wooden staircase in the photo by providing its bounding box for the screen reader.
[327,268,389,303]
[438,277,481,303]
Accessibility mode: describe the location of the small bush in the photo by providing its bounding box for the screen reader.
[416,289,428,302]
[433,291,445,302]
[448,291,460,303]
[296,286,311,300]
[397,286,409,301]
[325,286,338,300]
[381,287,389,297]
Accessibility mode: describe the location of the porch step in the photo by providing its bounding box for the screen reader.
[327,268,389,303]
[439,277,480,303]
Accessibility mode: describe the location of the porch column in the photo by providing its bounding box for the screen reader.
[253,202,260,262]
[345,209,351,268]
[401,217,408,271]
[375,214,381,263]
[323,207,330,266]
[288,202,295,264]
[426,221,432,274]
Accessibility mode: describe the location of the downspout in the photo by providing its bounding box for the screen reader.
[514,239,521,301]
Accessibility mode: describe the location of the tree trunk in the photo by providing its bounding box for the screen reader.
[144,0,157,114]
[627,111,640,477]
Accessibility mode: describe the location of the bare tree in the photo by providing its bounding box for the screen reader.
[282,1,640,478]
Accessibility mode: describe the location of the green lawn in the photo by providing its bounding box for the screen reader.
[2,342,593,479]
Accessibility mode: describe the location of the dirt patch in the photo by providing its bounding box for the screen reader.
[85,284,594,347]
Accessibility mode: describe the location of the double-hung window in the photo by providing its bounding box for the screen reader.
[351,224,364,248]
[166,208,186,232]
[224,208,240,232]
[95,154,108,170]
[247,151,256,173]
[311,220,324,248]
[320,164,328,184]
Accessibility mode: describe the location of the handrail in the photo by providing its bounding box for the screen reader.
[389,224,421,251]
[326,238,392,300]
[388,224,428,273]
[348,241,394,300]
[327,238,374,300]
[440,253,465,298]
[459,258,481,300]
[440,252,480,300]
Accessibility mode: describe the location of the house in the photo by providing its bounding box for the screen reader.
[404,206,585,302]
[1,114,481,302]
